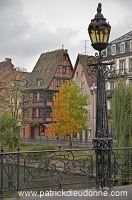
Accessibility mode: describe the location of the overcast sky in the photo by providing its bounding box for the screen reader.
[0,0,132,72]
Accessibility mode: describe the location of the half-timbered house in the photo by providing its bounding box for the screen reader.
[20,49,73,139]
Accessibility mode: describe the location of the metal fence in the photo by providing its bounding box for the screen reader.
[20,137,93,148]
[0,146,132,198]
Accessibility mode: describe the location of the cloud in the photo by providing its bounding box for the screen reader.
[0,0,132,71]
[0,0,29,54]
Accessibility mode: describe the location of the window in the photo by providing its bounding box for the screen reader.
[129,59,132,71]
[81,82,86,91]
[46,109,52,117]
[33,93,37,102]
[119,60,126,74]
[73,133,77,138]
[76,72,78,77]
[22,109,28,119]
[62,67,66,74]
[111,45,116,55]
[56,79,60,87]
[130,40,132,51]
[39,108,43,118]
[40,92,44,101]
[26,80,29,88]
[120,42,125,53]
[32,109,36,118]
[47,92,53,101]
[102,48,107,57]
[111,81,116,90]
[39,125,45,136]
[81,70,84,76]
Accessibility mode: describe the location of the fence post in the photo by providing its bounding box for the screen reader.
[113,152,116,181]
[108,145,113,188]
[86,140,88,147]
[77,139,78,147]
[0,146,4,198]
[17,145,20,193]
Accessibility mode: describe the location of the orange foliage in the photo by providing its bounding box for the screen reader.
[50,80,89,136]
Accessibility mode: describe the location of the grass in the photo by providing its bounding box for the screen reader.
[0,143,57,152]
[0,142,95,162]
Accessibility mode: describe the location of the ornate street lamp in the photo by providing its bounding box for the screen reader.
[87,3,115,188]
[88,3,111,52]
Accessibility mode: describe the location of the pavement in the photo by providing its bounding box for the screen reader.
[4,185,132,200]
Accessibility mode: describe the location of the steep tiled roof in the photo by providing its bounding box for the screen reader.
[26,49,70,90]
[110,30,132,44]
[73,54,96,88]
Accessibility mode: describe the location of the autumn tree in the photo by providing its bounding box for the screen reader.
[50,80,89,137]
[112,79,132,147]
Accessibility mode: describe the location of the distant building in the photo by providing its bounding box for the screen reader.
[20,49,73,139]
[73,54,96,141]
[103,30,132,131]
[0,58,29,116]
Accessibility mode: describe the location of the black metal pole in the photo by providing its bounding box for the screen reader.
[0,146,4,198]
[17,145,20,192]
[87,53,114,188]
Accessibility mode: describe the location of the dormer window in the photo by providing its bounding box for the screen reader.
[37,79,43,87]
[111,44,116,55]
[120,42,125,53]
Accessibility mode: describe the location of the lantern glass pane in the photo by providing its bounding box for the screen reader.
[90,30,97,43]
[100,31,104,42]
[96,30,99,42]
[103,29,109,42]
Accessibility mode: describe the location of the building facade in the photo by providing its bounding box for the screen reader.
[20,49,73,139]
[0,58,29,116]
[103,31,132,131]
[73,54,96,141]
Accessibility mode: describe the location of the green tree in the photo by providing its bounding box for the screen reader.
[112,79,132,147]
[0,113,20,149]
[112,79,132,182]
[50,80,89,137]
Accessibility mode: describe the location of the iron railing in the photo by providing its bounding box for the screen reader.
[0,146,131,198]
[20,137,93,148]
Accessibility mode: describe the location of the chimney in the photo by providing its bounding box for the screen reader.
[5,58,12,63]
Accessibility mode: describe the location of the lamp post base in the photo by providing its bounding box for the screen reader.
[93,137,113,188]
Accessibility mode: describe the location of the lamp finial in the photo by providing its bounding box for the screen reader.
[95,3,103,19]
[97,3,102,14]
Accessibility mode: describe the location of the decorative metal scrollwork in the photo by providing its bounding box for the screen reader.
[87,55,115,78]
[112,150,132,181]
[87,56,99,77]
[3,154,18,191]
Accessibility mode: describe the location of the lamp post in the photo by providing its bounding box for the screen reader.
[87,3,115,188]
